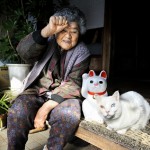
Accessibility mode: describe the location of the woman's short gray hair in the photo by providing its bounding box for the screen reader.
[54,6,86,35]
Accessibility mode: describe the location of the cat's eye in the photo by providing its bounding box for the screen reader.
[99,81,103,84]
[100,105,104,108]
[111,103,115,107]
[90,80,93,83]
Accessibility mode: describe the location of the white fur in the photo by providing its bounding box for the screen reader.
[95,91,150,134]
[82,70,107,124]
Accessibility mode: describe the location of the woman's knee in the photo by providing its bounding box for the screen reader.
[8,96,28,121]
[49,99,81,125]
[8,94,41,121]
[60,107,80,124]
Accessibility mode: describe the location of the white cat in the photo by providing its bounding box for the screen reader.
[82,70,107,124]
[94,91,150,134]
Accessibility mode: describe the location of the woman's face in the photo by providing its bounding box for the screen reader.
[56,22,79,50]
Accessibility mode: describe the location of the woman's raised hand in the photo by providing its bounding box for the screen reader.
[41,16,68,38]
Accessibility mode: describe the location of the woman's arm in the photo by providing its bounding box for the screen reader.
[16,31,48,64]
[34,100,58,129]
[33,57,90,129]
[16,16,68,64]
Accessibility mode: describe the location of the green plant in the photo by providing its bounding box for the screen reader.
[0,0,34,64]
[0,0,70,64]
[0,92,12,129]
[0,93,12,115]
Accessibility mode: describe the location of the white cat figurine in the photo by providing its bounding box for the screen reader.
[82,70,107,124]
[94,91,150,134]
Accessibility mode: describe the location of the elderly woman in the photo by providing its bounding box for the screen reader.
[7,6,91,150]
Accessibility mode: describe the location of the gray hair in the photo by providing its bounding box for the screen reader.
[54,6,87,35]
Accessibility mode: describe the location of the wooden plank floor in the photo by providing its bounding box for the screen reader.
[0,128,101,150]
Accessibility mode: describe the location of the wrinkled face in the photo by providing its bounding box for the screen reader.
[56,22,79,50]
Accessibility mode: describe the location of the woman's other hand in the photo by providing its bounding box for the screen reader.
[41,16,68,38]
[34,100,58,129]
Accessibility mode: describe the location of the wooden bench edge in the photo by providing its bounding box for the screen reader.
[75,126,128,150]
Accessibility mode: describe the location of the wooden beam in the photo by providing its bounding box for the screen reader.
[75,127,128,150]
[102,0,112,76]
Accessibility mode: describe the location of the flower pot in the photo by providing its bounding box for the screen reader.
[0,113,7,130]
[7,64,32,96]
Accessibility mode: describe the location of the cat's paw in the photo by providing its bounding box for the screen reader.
[116,129,127,134]
[106,126,113,131]
[96,119,104,124]
[84,118,104,124]
[91,118,104,124]
[84,118,93,122]
[130,125,140,131]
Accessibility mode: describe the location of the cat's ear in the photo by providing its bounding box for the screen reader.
[113,91,120,101]
[99,70,107,79]
[88,70,95,77]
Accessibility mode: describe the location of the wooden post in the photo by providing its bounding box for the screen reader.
[102,0,112,76]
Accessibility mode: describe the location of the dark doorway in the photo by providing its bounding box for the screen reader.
[108,1,150,97]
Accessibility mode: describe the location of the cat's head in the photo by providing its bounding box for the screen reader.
[94,91,121,120]
[82,70,107,96]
